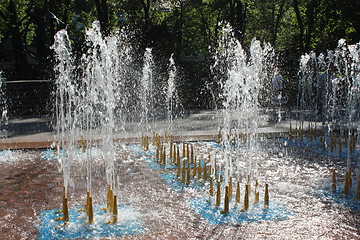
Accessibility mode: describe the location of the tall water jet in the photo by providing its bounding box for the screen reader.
[81,21,119,191]
[52,29,76,193]
[140,48,155,133]
[0,71,7,128]
[335,40,360,169]
[298,52,318,130]
[214,25,275,183]
[166,54,180,134]
[297,39,359,172]
[52,21,134,195]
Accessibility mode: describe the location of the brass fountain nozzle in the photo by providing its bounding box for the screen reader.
[172,143,177,164]
[102,184,114,213]
[186,144,190,161]
[235,181,240,204]
[78,190,90,213]
[240,184,250,212]
[55,196,69,222]
[186,160,191,185]
[78,191,94,224]
[160,145,166,165]
[81,135,86,153]
[101,184,112,211]
[55,186,68,218]
[142,134,149,151]
[228,176,233,202]
[54,145,60,153]
[209,176,214,197]
[181,159,186,182]
[343,169,351,196]
[264,183,269,207]
[169,141,173,159]
[106,194,118,224]
[221,185,230,214]
[354,177,360,200]
[55,196,69,228]
[331,169,337,193]
[108,188,114,213]
[88,196,94,223]
[215,180,221,207]
[247,174,251,193]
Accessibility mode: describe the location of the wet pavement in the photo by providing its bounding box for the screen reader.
[0,110,359,239]
[0,110,290,149]
[0,140,359,239]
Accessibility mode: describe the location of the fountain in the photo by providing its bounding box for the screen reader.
[215,26,275,183]
[173,26,290,221]
[295,39,359,175]
[0,71,8,129]
[0,22,359,239]
[46,21,143,238]
[139,48,155,133]
[166,54,180,134]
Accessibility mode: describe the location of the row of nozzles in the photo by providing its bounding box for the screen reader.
[214,124,358,154]
[143,133,270,214]
[289,124,357,154]
[332,168,360,199]
[210,176,269,214]
[55,184,118,227]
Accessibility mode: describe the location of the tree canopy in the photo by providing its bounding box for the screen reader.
[1,0,358,61]
[0,0,358,107]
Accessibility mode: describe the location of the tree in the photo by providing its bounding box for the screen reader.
[94,0,109,35]
[211,0,247,43]
[0,0,30,68]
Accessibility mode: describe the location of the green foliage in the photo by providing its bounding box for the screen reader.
[1,0,358,59]
[0,0,358,101]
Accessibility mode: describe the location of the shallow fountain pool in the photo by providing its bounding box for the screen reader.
[0,138,359,239]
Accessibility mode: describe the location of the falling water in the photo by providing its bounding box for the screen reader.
[335,40,360,169]
[166,54,178,134]
[52,21,134,193]
[298,52,318,130]
[298,39,359,169]
[0,72,7,128]
[214,25,275,183]
[140,48,155,133]
[52,29,75,193]
[82,21,118,191]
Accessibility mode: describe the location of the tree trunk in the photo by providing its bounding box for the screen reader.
[141,0,151,23]
[227,0,246,43]
[272,0,286,47]
[94,0,109,36]
[305,0,317,51]
[234,0,246,43]
[140,0,152,48]
[8,0,27,68]
[293,0,305,52]
[175,3,184,58]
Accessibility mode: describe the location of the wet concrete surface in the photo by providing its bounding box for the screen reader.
[0,110,359,239]
[0,110,289,149]
[0,142,359,239]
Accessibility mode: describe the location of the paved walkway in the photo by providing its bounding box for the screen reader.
[0,109,320,149]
